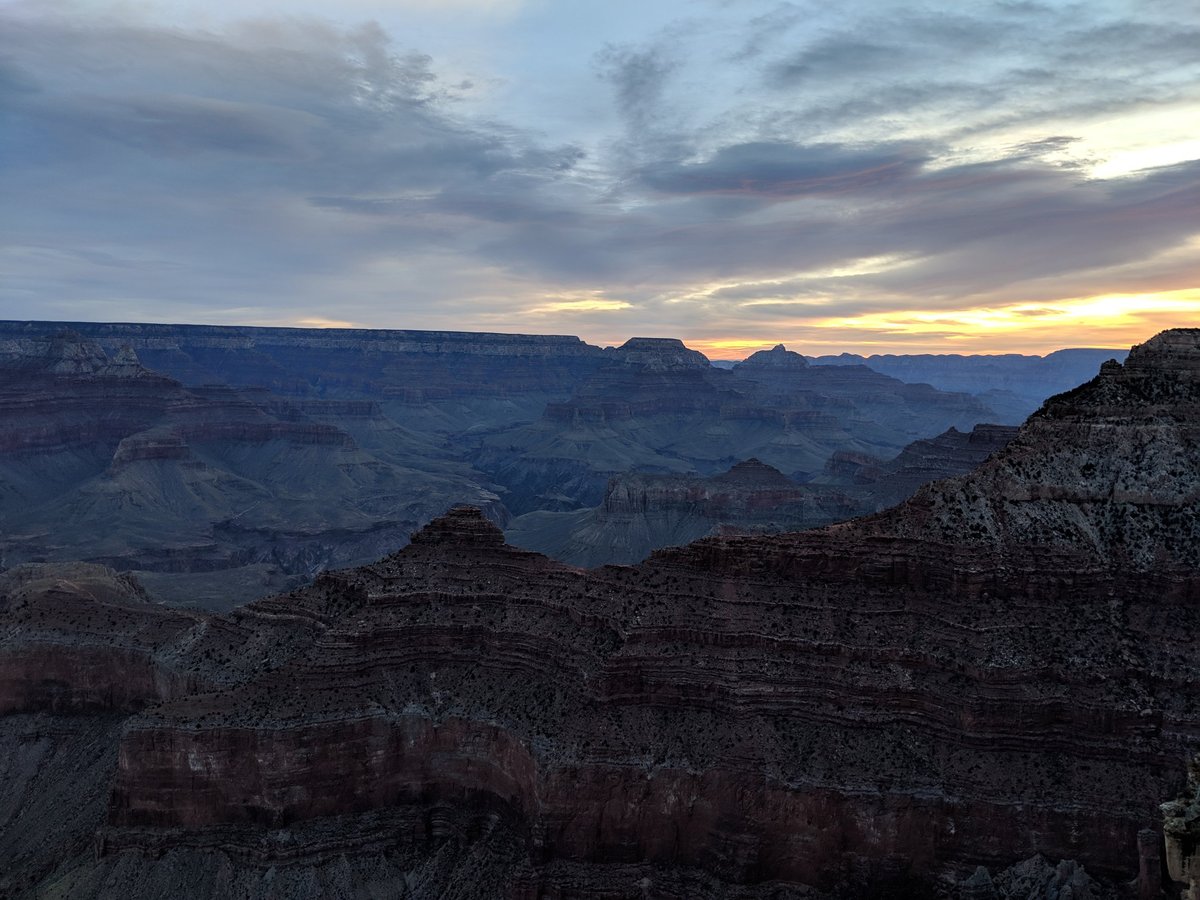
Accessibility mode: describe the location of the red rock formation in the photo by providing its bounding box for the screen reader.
[3,329,1198,898]
[0,564,202,713]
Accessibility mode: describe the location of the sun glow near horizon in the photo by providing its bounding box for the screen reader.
[271,288,1198,359]
[683,289,1200,359]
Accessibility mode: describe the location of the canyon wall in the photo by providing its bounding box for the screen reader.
[0,330,1192,897]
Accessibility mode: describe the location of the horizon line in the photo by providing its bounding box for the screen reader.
[0,317,1135,362]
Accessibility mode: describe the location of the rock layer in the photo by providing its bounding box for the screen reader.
[811,347,1130,417]
[1,329,1197,899]
[0,333,501,608]
[0,324,1016,602]
[507,425,1017,567]
[476,339,1002,513]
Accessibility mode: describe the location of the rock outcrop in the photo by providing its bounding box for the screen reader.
[822,422,1020,510]
[1,329,1196,898]
[811,347,1130,418]
[505,458,859,566]
[1163,756,1200,899]
[608,336,712,370]
[729,344,1003,447]
[507,426,1018,567]
[0,320,610,432]
[0,323,1022,603]
[0,563,201,714]
[475,340,1004,514]
[0,334,502,608]
[739,343,809,369]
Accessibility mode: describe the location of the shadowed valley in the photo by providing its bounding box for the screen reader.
[0,328,1196,898]
[0,322,1059,605]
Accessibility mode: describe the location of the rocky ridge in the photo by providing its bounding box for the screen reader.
[0,325,1018,600]
[0,320,610,429]
[810,347,1130,418]
[0,329,1197,897]
[822,423,1020,511]
[0,333,501,607]
[505,458,858,567]
[507,425,1017,567]
[475,339,1002,513]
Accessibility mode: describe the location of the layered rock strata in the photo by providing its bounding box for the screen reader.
[475,339,1001,513]
[0,334,500,607]
[504,459,856,567]
[1,329,1197,899]
[822,422,1020,510]
[811,347,1130,417]
[507,425,1017,568]
[6,331,1185,894]
[0,325,1012,598]
[0,320,610,428]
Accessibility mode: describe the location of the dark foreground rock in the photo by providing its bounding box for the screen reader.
[1,329,1198,898]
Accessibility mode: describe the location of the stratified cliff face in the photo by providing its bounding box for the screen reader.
[823,422,1020,510]
[0,324,1018,602]
[0,563,202,714]
[0,333,501,607]
[507,425,1017,567]
[505,458,860,567]
[474,339,1003,514]
[0,328,1188,898]
[0,320,610,432]
[833,329,1200,568]
[811,347,1130,419]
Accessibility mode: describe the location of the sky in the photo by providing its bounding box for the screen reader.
[1,0,1198,356]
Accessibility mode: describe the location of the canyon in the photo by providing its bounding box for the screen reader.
[472,341,1000,513]
[0,323,1046,603]
[0,329,502,608]
[0,327,1196,898]
[809,348,1130,420]
[506,423,1018,567]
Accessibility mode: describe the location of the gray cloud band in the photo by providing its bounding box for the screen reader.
[0,1,1197,335]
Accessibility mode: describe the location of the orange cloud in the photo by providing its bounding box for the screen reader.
[684,289,1200,358]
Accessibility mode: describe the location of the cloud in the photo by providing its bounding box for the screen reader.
[0,0,1198,353]
[638,142,926,197]
[525,297,633,315]
[295,316,359,328]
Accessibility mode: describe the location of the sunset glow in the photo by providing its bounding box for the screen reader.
[685,291,1200,358]
[818,291,1200,348]
[2,0,1198,355]
[525,298,634,316]
[294,316,361,329]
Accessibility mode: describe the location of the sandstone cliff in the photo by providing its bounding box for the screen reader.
[507,425,1017,567]
[474,338,1003,514]
[0,333,501,608]
[1,329,1196,898]
[810,347,1129,417]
